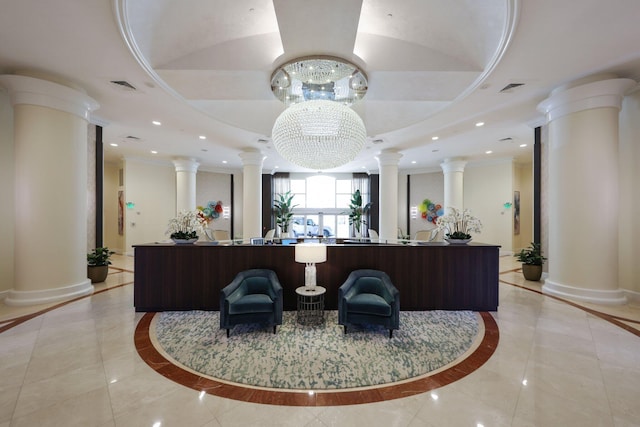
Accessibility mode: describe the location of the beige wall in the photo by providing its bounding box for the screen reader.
[123,158,176,254]
[196,171,232,236]
[464,160,515,252]
[513,161,533,252]
[407,171,444,237]
[104,161,125,254]
[0,89,14,294]
[619,90,640,296]
[86,125,96,251]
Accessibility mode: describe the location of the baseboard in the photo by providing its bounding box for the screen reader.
[4,279,94,306]
[543,279,627,305]
[623,289,640,303]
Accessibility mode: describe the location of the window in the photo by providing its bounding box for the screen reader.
[282,174,370,238]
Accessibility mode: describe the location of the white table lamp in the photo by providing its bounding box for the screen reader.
[295,243,327,290]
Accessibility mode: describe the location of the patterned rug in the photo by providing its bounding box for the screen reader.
[152,310,481,390]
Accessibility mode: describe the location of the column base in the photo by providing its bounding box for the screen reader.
[542,279,627,305]
[4,279,94,306]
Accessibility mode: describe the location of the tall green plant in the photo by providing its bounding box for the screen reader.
[274,191,298,233]
[346,189,372,234]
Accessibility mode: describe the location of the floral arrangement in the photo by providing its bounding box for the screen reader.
[166,210,207,240]
[418,198,443,224]
[436,207,482,239]
[197,200,224,223]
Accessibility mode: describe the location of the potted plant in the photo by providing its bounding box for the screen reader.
[346,189,372,238]
[166,210,207,243]
[274,191,297,237]
[87,247,115,283]
[515,242,547,281]
[435,207,482,244]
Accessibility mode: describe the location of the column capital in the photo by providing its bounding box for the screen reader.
[375,150,402,167]
[440,158,467,174]
[239,150,266,167]
[537,77,636,122]
[172,158,199,173]
[0,74,99,120]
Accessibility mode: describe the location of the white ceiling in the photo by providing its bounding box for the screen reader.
[1,0,640,174]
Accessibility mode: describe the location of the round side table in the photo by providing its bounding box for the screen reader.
[295,286,326,325]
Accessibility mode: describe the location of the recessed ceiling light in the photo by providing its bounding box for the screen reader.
[199,135,206,140]
[432,136,439,141]
[274,165,279,169]
[475,122,485,127]
[152,120,161,126]
[110,143,118,147]
[411,160,417,164]
[222,160,227,164]
[151,150,158,154]
[485,150,492,154]
[520,144,527,148]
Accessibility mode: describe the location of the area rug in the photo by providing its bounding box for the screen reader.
[152,310,481,390]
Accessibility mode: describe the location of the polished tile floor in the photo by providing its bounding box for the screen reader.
[1,255,639,426]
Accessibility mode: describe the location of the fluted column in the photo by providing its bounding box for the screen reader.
[239,149,265,241]
[440,158,467,213]
[537,76,635,304]
[376,150,402,242]
[0,74,98,306]
[173,158,199,213]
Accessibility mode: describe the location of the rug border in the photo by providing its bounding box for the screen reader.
[134,311,499,406]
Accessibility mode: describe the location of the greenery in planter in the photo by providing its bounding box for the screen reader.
[87,247,115,266]
[274,191,298,234]
[346,189,372,234]
[514,242,547,265]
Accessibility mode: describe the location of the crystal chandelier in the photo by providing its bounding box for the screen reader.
[272,100,366,170]
[270,56,368,170]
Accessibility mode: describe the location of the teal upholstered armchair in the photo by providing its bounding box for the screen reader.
[338,269,400,338]
[220,269,283,337]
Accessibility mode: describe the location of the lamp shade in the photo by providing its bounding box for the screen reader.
[295,243,327,264]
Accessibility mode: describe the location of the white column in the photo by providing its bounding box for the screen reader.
[0,75,99,306]
[173,158,199,213]
[376,150,402,242]
[440,158,467,213]
[537,76,635,305]
[239,149,265,241]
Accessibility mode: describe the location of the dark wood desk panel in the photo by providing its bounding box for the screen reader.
[133,243,499,312]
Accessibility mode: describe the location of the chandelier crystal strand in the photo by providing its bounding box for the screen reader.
[272,100,366,170]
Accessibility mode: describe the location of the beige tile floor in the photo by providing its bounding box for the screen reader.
[1,255,639,426]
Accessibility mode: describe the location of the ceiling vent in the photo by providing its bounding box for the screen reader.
[110,80,137,91]
[499,137,513,142]
[257,138,270,144]
[371,138,385,145]
[499,83,524,93]
[124,135,141,141]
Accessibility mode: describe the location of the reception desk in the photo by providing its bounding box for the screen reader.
[133,242,499,312]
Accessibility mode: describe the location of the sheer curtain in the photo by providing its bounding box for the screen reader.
[273,172,290,197]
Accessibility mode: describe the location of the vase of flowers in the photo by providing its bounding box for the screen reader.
[436,207,482,244]
[166,210,207,244]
